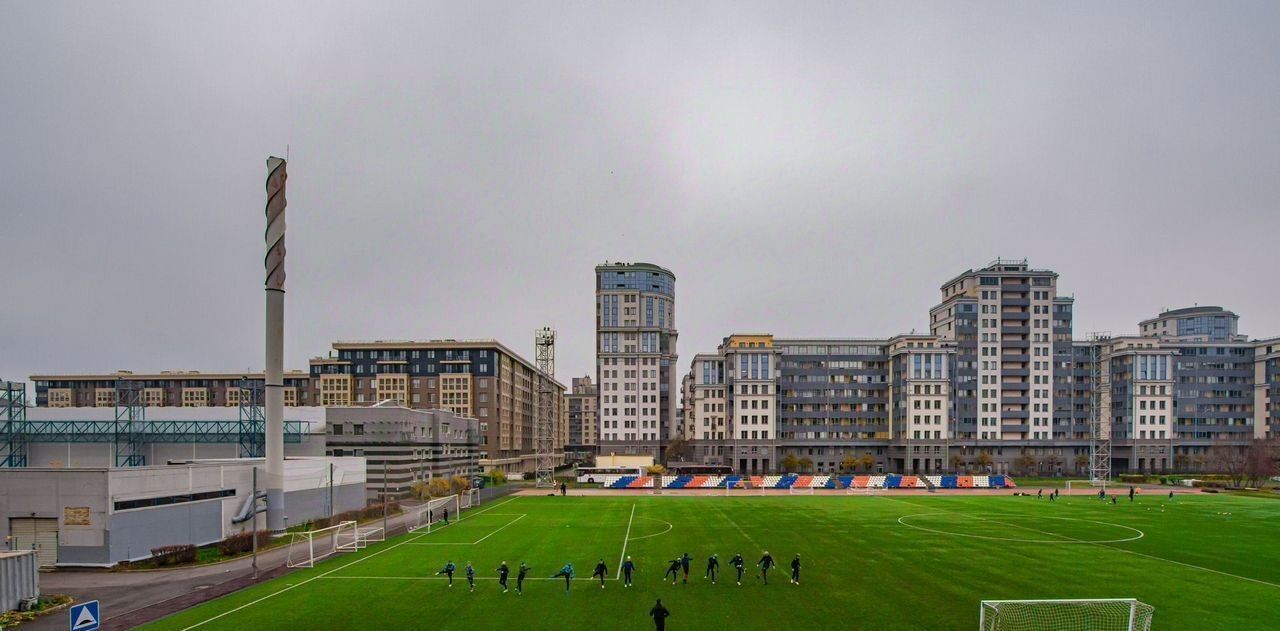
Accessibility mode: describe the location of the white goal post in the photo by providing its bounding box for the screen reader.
[789,483,814,495]
[980,599,1154,631]
[411,494,461,533]
[286,520,357,568]
[1065,480,1108,494]
[460,488,480,510]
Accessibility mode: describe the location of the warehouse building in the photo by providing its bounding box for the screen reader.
[0,457,364,567]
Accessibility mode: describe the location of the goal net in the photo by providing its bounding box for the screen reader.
[1065,480,1108,494]
[980,599,1154,631]
[789,483,814,495]
[286,520,357,568]
[411,494,461,533]
[460,488,480,510]
[725,479,748,496]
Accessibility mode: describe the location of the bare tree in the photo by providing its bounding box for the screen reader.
[839,455,859,473]
[1244,439,1280,487]
[1208,445,1248,487]
[976,451,994,472]
[663,436,691,465]
[798,456,814,473]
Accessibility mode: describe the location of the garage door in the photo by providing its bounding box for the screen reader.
[9,518,59,567]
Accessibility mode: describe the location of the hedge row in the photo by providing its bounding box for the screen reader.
[218,530,274,556]
[149,544,197,566]
[312,501,401,530]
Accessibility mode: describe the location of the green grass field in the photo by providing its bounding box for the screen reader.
[141,492,1280,630]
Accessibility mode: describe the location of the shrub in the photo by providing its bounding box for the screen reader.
[485,470,508,486]
[427,477,452,498]
[150,544,197,566]
[218,530,273,556]
[449,475,471,494]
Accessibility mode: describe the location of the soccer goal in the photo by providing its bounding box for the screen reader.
[460,488,480,510]
[286,520,357,568]
[725,479,748,496]
[410,494,461,533]
[1065,479,1107,495]
[846,485,879,496]
[979,599,1154,631]
[342,525,385,551]
[789,483,814,495]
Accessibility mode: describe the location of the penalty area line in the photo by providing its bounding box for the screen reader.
[179,496,520,630]
[616,503,635,580]
[881,495,1280,590]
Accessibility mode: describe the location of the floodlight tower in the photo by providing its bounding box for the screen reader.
[1088,332,1112,487]
[534,327,557,488]
[264,156,288,532]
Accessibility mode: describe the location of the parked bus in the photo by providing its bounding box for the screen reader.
[576,466,644,484]
[667,464,733,476]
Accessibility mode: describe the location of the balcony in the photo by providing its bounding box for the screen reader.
[1000,409,1030,420]
[1001,354,1030,363]
[1001,312,1030,321]
[1001,283,1031,292]
[1001,325,1030,335]
[1001,298,1030,307]
[1000,381,1030,391]
[1003,368,1030,377]
[1000,396,1029,405]
[1002,339,1030,349]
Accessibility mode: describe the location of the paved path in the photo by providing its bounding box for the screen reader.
[26,505,425,631]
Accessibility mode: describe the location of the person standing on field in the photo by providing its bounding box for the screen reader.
[664,558,682,584]
[466,562,476,592]
[680,552,692,584]
[497,561,510,593]
[622,556,636,587]
[757,551,775,584]
[435,560,457,587]
[1129,486,1135,502]
[552,562,575,593]
[705,553,719,584]
[790,554,801,585]
[650,599,670,631]
[517,562,529,595]
[592,559,609,589]
[731,553,746,585]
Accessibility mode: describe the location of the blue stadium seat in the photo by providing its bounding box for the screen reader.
[941,475,958,489]
[610,476,636,489]
[989,475,1006,488]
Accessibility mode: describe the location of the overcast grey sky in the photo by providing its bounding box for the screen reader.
[2,1,1277,387]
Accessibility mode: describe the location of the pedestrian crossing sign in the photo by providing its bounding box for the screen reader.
[69,600,100,631]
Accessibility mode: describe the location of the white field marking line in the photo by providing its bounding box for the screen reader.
[179,497,520,630]
[712,503,759,548]
[625,516,674,541]
[615,503,636,580]
[320,576,615,581]
[896,513,1145,544]
[471,514,527,545]
[882,496,1280,590]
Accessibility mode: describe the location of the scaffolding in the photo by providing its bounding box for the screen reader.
[114,380,146,467]
[6,419,307,444]
[1088,333,1112,486]
[238,379,266,458]
[1,380,27,467]
[534,327,556,488]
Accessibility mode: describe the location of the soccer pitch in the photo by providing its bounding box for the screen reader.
[142,492,1280,630]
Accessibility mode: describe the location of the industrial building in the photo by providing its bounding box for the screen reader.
[0,457,364,567]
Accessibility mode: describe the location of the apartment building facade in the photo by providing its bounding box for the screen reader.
[308,340,565,475]
[325,405,479,502]
[565,376,598,463]
[30,340,564,476]
[33,371,313,408]
[595,262,678,460]
[680,260,1278,475]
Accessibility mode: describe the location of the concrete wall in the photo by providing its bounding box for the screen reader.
[1,458,366,566]
[0,551,39,612]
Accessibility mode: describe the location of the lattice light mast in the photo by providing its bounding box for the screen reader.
[1088,332,1112,486]
[534,327,557,488]
[264,156,288,532]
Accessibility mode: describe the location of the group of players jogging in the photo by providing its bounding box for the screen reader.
[434,550,802,594]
